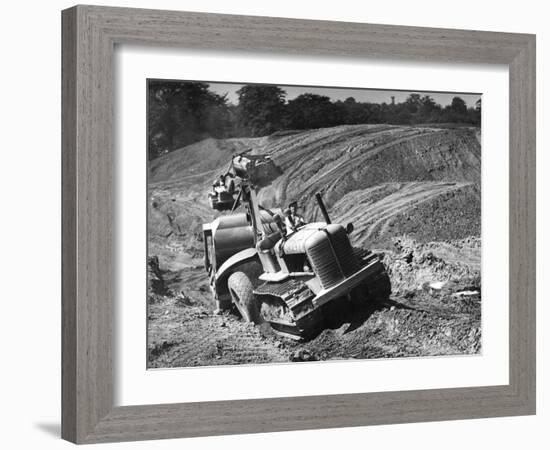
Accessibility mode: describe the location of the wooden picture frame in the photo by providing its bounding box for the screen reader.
[61,5,536,444]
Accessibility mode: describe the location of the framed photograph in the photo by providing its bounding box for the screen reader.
[62,5,536,444]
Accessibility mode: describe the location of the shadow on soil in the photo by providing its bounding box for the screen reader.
[313,293,413,339]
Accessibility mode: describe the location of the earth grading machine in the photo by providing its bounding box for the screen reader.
[202,153,391,339]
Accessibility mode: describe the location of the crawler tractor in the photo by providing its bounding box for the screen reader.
[202,154,391,339]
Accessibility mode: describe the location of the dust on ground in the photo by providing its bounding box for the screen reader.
[148,236,481,368]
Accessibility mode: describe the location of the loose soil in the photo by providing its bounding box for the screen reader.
[147,124,482,368]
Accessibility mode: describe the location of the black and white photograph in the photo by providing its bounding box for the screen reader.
[147,80,482,369]
[2,0,545,447]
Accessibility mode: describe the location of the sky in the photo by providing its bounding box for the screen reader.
[205,82,481,108]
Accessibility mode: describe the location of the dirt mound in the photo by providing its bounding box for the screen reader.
[149,137,264,184]
[296,291,481,359]
[151,125,480,194]
[384,236,480,294]
[332,181,480,248]
[253,125,480,216]
[148,124,480,273]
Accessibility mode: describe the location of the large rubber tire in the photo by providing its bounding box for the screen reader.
[228,271,262,324]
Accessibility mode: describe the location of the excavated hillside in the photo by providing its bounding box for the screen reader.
[149,125,480,250]
[147,124,481,368]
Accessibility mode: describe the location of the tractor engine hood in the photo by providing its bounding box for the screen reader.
[278,222,328,255]
[278,222,360,289]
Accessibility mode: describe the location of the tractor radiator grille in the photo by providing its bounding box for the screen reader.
[308,239,342,289]
[307,225,358,289]
[328,226,359,276]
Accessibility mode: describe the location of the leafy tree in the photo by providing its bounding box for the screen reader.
[285,94,339,129]
[236,85,286,136]
[340,98,372,124]
[404,93,422,114]
[417,96,439,122]
[471,98,482,124]
[436,96,469,123]
[451,96,468,116]
[147,81,481,160]
[147,81,231,159]
[396,109,413,124]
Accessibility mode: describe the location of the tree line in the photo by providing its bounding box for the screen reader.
[148,81,481,160]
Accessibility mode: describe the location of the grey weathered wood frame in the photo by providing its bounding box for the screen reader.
[61,5,536,444]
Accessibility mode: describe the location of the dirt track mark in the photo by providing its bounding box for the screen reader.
[311,128,435,184]
[148,299,289,368]
[334,181,472,244]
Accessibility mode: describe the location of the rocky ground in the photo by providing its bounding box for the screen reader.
[147,236,481,368]
[147,124,482,368]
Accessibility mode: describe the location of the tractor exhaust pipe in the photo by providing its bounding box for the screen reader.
[315,192,331,224]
